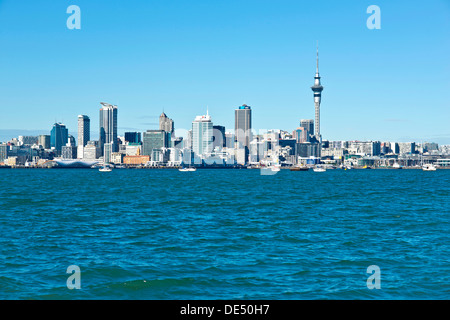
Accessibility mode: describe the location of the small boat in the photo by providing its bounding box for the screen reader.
[260,165,280,174]
[422,164,437,171]
[179,167,196,172]
[313,166,326,172]
[270,165,281,172]
[99,166,112,172]
[392,162,402,169]
[290,166,309,171]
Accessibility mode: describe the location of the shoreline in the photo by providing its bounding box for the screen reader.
[1,166,449,170]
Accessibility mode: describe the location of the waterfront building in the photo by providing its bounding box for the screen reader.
[142,130,170,158]
[192,111,213,156]
[436,159,450,167]
[104,142,113,164]
[62,145,77,159]
[38,135,51,149]
[111,152,124,164]
[296,142,321,158]
[0,144,7,163]
[181,148,194,165]
[83,141,100,160]
[99,102,118,156]
[123,155,150,166]
[126,143,142,156]
[5,156,18,166]
[50,123,69,154]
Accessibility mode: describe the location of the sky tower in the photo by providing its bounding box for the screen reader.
[311,43,323,142]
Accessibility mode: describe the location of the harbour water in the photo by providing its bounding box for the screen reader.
[0,169,448,299]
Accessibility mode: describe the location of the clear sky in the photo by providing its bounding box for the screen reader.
[0,0,449,144]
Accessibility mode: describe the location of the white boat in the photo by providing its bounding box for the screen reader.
[313,166,326,172]
[179,167,196,172]
[99,166,112,172]
[270,165,281,172]
[422,164,437,171]
[392,162,402,169]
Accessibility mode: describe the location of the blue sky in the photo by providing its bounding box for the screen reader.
[0,0,449,144]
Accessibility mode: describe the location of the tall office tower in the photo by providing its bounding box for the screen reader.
[185,129,193,150]
[142,130,170,158]
[99,102,118,155]
[300,119,314,135]
[311,44,323,142]
[213,125,226,149]
[159,112,174,134]
[0,144,7,163]
[192,111,213,156]
[235,104,252,150]
[77,115,90,147]
[124,132,141,144]
[38,135,51,149]
[50,122,69,153]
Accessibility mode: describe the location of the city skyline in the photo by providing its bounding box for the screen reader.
[0,0,449,144]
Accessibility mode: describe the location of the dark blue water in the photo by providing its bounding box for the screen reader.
[0,168,449,299]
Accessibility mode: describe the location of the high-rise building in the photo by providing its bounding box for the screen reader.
[104,142,113,164]
[159,112,174,134]
[50,123,69,153]
[192,111,213,156]
[99,102,118,156]
[124,132,141,144]
[38,135,51,149]
[78,115,90,147]
[213,125,226,149]
[0,144,8,163]
[142,130,170,160]
[235,104,252,151]
[77,115,90,159]
[62,145,77,159]
[300,119,314,138]
[311,44,323,142]
[83,141,100,160]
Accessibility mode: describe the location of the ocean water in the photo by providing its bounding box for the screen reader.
[0,168,448,300]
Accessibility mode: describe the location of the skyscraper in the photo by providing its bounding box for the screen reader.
[124,132,141,144]
[213,125,226,149]
[192,110,213,156]
[142,130,170,159]
[159,112,174,134]
[235,104,252,149]
[235,104,252,163]
[300,119,314,138]
[311,44,323,142]
[99,102,118,156]
[77,115,90,159]
[38,135,51,149]
[50,122,69,154]
[0,144,7,163]
[77,115,90,148]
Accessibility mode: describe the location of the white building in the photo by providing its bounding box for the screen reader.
[192,111,213,157]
